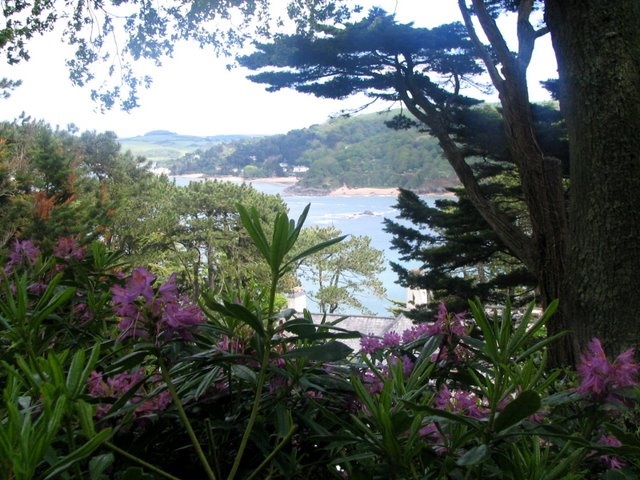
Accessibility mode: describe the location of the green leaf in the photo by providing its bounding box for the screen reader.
[282,341,352,362]
[493,390,540,433]
[225,302,266,336]
[102,350,150,375]
[65,349,86,398]
[230,364,257,384]
[237,203,271,261]
[279,317,316,338]
[206,300,265,337]
[121,466,156,480]
[468,299,499,362]
[285,234,346,269]
[42,428,112,479]
[404,402,483,432]
[456,444,489,466]
[89,453,114,480]
[274,404,293,440]
[602,469,639,480]
[76,399,97,437]
[606,423,640,448]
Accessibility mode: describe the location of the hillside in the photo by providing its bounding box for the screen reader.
[118,130,255,163]
[166,111,458,193]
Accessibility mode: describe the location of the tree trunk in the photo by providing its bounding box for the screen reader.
[545,0,640,356]
[458,0,574,366]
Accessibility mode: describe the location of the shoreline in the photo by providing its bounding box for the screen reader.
[171,174,453,197]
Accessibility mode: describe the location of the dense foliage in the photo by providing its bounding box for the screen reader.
[383,102,566,318]
[236,3,640,366]
[2,208,640,479]
[168,111,456,192]
[295,226,386,315]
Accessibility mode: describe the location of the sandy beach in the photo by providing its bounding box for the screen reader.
[186,175,452,196]
[205,175,299,185]
[328,186,400,196]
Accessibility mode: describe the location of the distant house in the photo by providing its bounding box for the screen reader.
[292,165,309,174]
[286,288,423,353]
[309,313,414,352]
[149,164,171,176]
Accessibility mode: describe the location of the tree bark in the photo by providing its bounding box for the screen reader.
[545,0,640,356]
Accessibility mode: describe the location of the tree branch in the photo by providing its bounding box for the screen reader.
[393,59,536,269]
[457,0,505,95]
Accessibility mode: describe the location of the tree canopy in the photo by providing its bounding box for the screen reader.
[295,226,386,315]
[3,0,639,366]
[0,0,354,109]
[238,1,640,366]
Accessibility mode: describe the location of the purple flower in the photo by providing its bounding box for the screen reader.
[390,354,414,377]
[401,304,467,345]
[612,348,639,388]
[217,335,243,353]
[111,267,204,341]
[88,371,107,397]
[53,237,85,262]
[360,334,383,354]
[5,239,40,274]
[434,386,486,419]
[72,302,93,323]
[382,330,401,348]
[598,435,625,469]
[159,302,204,338]
[128,266,156,302]
[576,338,639,399]
[401,322,439,343]
[135,390,172,416]
[88,369,171,418]
[361,370,384,394]
[27,281,48,295]
[419,423,448,455]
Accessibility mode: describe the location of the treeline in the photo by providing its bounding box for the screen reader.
[0,118,385,315]
[0,119,289,298]
[169,111,458,192]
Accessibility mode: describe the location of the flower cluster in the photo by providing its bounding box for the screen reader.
[597,434,625,469]
[111,266,205,341]
[53,237,86,262]
[360,303,468,355]
[576,338,639,401]
[4,239,40,274]
[88,370,171,419]
[433,386,486,419]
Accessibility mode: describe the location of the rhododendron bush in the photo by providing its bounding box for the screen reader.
[1,207,640,479]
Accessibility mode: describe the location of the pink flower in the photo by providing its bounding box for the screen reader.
[419,423,448,455]
[434,386,486,419]
[87,369,171,418]
[382,330,401,348]
[112,267,204,341]
[53,237,85,262]
[5,239,40,273]
[360,334,383,354]
[576,338,639,399]
[390,354,414,376]
[598,435,625,469]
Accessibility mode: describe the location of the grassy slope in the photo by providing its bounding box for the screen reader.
[118,130,255,163]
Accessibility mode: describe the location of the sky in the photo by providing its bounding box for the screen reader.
[0,1,557,139]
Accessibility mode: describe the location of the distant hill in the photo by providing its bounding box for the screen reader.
[118,130,256,163]
[166,110,459,193]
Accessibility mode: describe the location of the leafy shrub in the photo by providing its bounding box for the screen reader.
[1,208,639,479]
